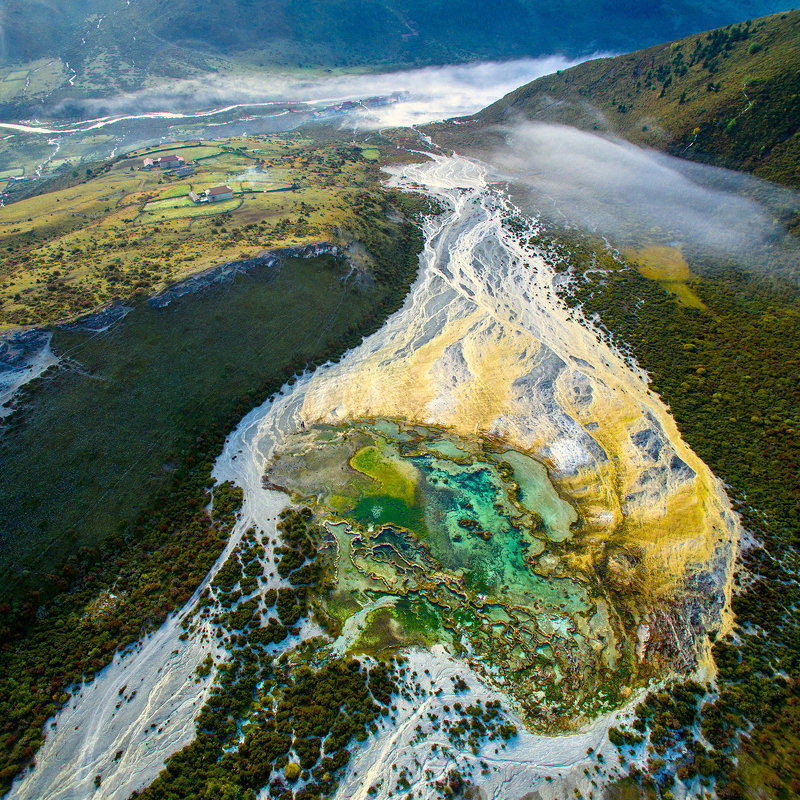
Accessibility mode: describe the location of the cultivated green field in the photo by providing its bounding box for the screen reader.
[0,134,412,327]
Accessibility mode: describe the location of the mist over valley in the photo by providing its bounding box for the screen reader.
[0,5,799,800]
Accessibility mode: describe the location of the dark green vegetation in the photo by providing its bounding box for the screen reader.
[0,188,424,790]
[422,699,517,754]
[136,509,398,800]
[607,681,732,795]
[0,0,791,112]
[0,473,242,790]
[274,509,326,591]
[538,223,800,798]
[447,9,800,189]
[1,253,396,599]
[138,656,397,800]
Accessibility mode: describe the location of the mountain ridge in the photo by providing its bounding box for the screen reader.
[445,9,800,188]
[0,0,793,111]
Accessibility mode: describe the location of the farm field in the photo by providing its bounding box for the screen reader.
[0,135,404,327]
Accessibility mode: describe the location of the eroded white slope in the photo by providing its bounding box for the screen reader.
[293,155,737,588]
[9,153,739,800]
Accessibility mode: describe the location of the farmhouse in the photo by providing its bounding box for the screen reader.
[174,165,195,178]
[158,154,184,169]
[142,154,185,169]
[189,185,234,204]
[205,185,234,202]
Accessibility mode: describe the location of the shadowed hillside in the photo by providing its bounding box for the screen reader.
[468,9,800,188]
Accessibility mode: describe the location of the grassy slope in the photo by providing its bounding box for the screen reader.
[466,9,800,189]
[0,135,403,328]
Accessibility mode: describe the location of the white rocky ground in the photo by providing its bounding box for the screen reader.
[333,647,640,800]
[9,153,740,800]
[0,332,58,417]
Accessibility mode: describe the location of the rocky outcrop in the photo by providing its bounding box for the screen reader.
[148,242,344,308]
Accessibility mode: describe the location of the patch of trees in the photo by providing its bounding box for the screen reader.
[554,223,800,798]
[0,476,242,792]
[385,190,444,223]
[688,21,752,71]
[442,699,517,753]
[275,508,330,593]
[136,656,398,800]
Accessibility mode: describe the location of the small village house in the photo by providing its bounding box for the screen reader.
[205,185,234,202]
[142,154,185,169]
[158,154,184,169]
[189,185,234,204]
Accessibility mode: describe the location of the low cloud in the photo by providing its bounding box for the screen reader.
[489,122,799,265]
[48,56,587,129]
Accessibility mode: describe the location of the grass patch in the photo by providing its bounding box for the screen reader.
[142,195,197,210]
[156,184,192,200]
[0,255,387,598]
[350,445,417,504]
[625,245,707,309]
[139,198,244,220]
[139,144,224,160]
[352,606,413,655]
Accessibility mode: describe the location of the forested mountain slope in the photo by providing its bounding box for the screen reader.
[0,0,793,108]
[472,9,800,187]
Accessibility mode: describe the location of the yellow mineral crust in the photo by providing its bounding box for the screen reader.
[557,371,730,585]
[294,153,738,637]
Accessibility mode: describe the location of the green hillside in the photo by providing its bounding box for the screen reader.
[474,9,800,188]
[0,1,793,111]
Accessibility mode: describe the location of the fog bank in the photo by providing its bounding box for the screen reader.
[489,122,799,266]
[46,57,587,128]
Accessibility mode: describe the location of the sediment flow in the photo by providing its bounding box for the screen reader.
[284,153,738,600]
[10,153,740,800]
